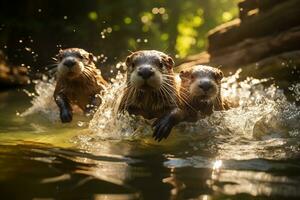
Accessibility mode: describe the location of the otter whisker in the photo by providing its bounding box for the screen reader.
[51,57,58,62]
[159,87,172,107]
[82,70,95,83]
[158,88,166,108]
[123,86,136,111]
[44,63,58,71]
[121,88,130,112]
[161,85,179,108]
[162,74,175,78]
[161,86,174,106]
[162,80,197,112]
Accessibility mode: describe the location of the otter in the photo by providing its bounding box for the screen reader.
[53,48,107,123]
[118,50,179,119]
[153,65,230,141]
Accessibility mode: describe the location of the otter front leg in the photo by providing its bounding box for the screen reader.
[152,108,189,142]
[54,93,73,123]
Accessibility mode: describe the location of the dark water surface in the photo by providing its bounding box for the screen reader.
[0,87,300,200]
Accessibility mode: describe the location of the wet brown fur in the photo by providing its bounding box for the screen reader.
[118,50,180,119]
[179,65,228,118]
[54,48,107,111]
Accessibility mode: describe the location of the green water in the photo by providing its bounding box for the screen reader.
[0,88,300,200]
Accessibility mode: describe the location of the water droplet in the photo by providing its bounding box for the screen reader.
[107,27,112,33]
[77,121,85,127]
[152,7,159,14]
[159,7,166,14]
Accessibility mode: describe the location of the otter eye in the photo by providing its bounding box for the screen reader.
[191,74,195,80]
[159,62,164,68]
[131,63,135,69]
[213,72,223,81]
[74,52,84,59]
[77,54,84,59]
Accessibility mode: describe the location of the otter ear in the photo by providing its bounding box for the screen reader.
[88,53,97,63]
[214,69,224,81]
[163,56,175,69]
[125,54,133,67]
[179,71,190,79]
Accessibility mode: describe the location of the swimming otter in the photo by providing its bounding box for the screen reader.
[53,48,107,123]
[153,65,230,141]
[118,50,180,119]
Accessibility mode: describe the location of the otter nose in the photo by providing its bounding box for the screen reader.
[137,67,154,79]
[198,81,213,91]
[63,59,76,68]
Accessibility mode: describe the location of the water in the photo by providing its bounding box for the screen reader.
[0,69,300,199]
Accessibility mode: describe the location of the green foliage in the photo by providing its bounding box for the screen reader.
[0,0,239,70]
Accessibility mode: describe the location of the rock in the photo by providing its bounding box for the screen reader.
[0,50,29,89]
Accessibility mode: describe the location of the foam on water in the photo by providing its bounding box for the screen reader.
[22,69,300,159]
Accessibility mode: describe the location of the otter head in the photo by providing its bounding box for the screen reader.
[180,65,223,101]
[125,50,174,91]
[56,48,96,79]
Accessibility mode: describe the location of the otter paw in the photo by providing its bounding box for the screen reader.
[152,115,175,142]
[60,109,73,123]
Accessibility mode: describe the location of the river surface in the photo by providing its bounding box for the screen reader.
[0,70,300,200]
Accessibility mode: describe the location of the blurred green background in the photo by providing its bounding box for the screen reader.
[0,0,238,73]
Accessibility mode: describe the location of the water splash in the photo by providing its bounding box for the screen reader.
[21,77,59,122]
[88,71,153,141]
[23,69,300,159]
[87,69,300,159]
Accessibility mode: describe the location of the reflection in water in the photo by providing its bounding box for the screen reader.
[163,168,186,199]
[0,143,140,199]
[164,156,300,199]
[211,169,300,197]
